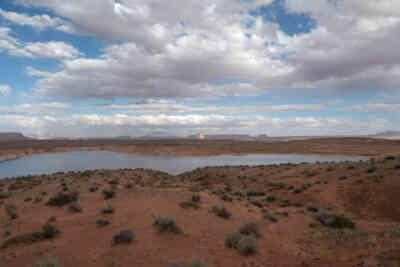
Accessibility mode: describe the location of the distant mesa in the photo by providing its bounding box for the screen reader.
[373,131,400,137]
[188,133,269,140]
[0,132,33,142]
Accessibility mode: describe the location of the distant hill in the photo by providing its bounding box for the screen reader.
[373,131,400,137]
[0,132,33,142]
[187,134,269,140]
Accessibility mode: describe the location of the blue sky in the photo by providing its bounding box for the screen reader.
[0,0,399,138]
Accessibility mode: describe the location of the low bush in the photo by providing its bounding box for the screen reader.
[0,191,10,199]
[5,204,17,219]
[239,222,261,238]
[168,258,205,267]
[101,203,115,214]
[69,202,82,213]
[211,206,231,219]
[314,210,355,229]
[237,236,257,256]
[35,259,59,267]
[113,229,135,244]
[96,218,110,227]
[47,192,78,207]
[1,223,59,248]
[103,190,116,200]
[306,203,319,213]
[192,194,201,202]
[225,232,243,249]
[246,190,265,197]
[153,216,183,233]
[179,201,199,209]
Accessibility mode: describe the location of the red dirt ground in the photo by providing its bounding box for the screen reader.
[0,140,400,266]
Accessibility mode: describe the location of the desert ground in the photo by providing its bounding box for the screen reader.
[0,138,400,266]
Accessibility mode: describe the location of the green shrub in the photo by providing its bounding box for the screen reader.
[246,190,265,197]
[306,203,319,213]
[237,236,257,256]
[69,202,82,213]
[35,259,58,267]
[47,192,78,207]
[0,191,10,199]
[179,201,199,209]
[113,229,135,244]
[225,232,243,249]
[211,206,231,219]
[168,258,205,267]
[42,223,59,239]
[239,222,261,238]
[101,203,115,214]
[314,210,355,229]
[103,190,115,199]
[153,216,183,233]
[192,194,201,202]
[264,215,278,223]
[5,204,17,219]
[96,218,110,227]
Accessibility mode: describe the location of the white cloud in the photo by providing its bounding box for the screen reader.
[0,85,11,96]
[0,8,78,33]
[0,102,72,115]
[0,113,392,138]
[24,42,83,59]
[91,100,326,114]
[0,27,82,59]
[346,104,400,113]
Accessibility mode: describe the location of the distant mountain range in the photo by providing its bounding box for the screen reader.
[0,132,33,142]
[373,131,400,137]
[2,131,400,142]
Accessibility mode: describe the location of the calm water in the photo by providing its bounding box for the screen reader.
[0,150,364,178]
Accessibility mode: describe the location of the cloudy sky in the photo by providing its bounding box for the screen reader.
[0,0,399,138]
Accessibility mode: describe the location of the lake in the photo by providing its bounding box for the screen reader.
[0,150,364,178]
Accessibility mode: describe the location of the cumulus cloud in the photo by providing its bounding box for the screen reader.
[9,0,398,99]
[0,8,78,33]
[89,100,326,114]
[0,85,11,96]
[345,104,400,113]
[0,27,82,59]
[0,102,72,115]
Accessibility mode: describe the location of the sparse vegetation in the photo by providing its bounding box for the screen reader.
[192,194,201,202]
[237,236,257,256]
[96,218,110,227]
[179,201,199,209]
[103,189,116,199]
[168,258,205,267]
[306,203,319,212]
[102,203,115,214]
[211,206,231,219]
[314,210,355,229]
[113,229,135,244]
[35,259,59,267]
[153,216,183,233]
[47,191,78,207]
[69,202,82,212]
[225,232,243,249]
[1,223,59,248]
[0,191,10,199]
[246,190,265,197]
[239,222,261,238]
[5,204,17,219]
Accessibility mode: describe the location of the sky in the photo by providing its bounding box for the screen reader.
[0,0,399,138]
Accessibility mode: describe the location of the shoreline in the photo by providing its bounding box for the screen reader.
[0,146,369,165]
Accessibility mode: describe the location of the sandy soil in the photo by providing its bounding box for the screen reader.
[1,152,400,266]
